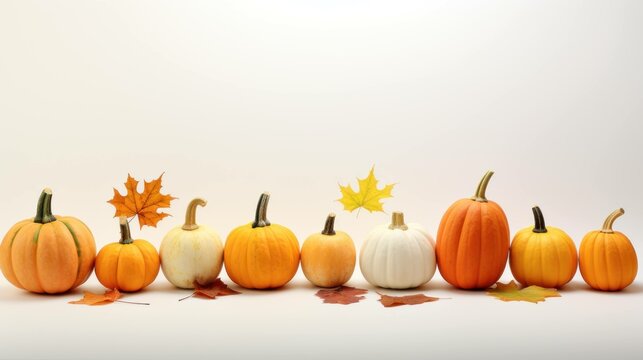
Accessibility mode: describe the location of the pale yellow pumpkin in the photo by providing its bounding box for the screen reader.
[160,198,224,289]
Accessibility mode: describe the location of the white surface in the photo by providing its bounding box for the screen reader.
[1,1,642,359]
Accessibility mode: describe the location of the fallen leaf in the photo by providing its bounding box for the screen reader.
[179,278,241,301]
[378,293,440,307]
[108,173,176,228]
[69,289,121,306]
[338,166,395,214]
[486,281,561,304]
[316,286,368,305]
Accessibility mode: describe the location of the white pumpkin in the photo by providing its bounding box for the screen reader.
[359,212,436,289]
[160,198,224,289]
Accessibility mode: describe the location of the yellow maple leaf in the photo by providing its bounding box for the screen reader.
[338,166,395,213]
[486,281,561,304]
[107,173,176,229]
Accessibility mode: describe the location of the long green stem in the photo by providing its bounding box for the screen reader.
[472,171,494,202]
[601,208,625,234]
[119,216,134,244]
[532,206,547,233]
[34,188,57,224]
[252,193,271,228]
[183,198,207,231]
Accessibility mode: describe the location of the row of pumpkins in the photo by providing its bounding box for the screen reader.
[0,171,637,294]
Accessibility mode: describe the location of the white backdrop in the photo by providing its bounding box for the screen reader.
[1,1,642,359]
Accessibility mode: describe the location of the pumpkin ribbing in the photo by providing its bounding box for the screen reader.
[0,189,96,294]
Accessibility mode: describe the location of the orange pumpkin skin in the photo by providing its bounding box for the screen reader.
[579,209,637,291]
[509,207,577,288]
[95,217,160,292]
[301,213,356,288]
[0,189,96,294]
[224,193,300,289]
[435,171,510,289]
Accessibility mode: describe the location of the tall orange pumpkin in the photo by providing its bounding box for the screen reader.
[224,193,300,289]
[436,171,510,289]
[0,188,96,294]
[579,208,637,291]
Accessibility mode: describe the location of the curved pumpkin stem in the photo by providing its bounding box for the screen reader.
[601,208,625,234]
[322,213,336,235]
[252,193,271,228]
[532,206,547,233]
[183,198,207,231]
[119,216,134,244]
[472,171,494,202]
[389,211,408,231]
[34,188,57,224]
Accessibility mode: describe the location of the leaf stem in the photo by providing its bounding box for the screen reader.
[178,293,195,302]
[116,300,150,305]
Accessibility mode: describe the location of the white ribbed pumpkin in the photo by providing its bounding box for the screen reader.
[359,212,436,289]
[160,198,224,289]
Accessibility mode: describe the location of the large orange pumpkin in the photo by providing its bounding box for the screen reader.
[0,188,96,294]
[224,193,300,289]
[579,208,637,291]
[95,216,160,292]
[435,171,510,289]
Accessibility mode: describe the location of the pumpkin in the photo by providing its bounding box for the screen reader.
[224,193,300,289]
[0,188,96,294]
[509,206,577,288]
[435,171,510,289]
[579,208,637,291]
[95,216,160,292]
[359,212,436,289]
[160,198,224,289]
[301,213,356,288]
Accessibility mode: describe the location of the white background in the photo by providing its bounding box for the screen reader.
[1,1,642,359]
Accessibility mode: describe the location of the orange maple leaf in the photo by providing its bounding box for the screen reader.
[178,278,241,301]
[377,293,441,307]
[108,173,176,229]
[315,286,368,305]
[69,289,121,306]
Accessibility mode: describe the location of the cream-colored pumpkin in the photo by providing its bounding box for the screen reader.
[359,212,436,289]
[160,198,224,289]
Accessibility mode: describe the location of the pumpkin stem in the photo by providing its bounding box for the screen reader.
[34,188,57,224]
[532,206,547,233]
[472,171,494,202]
[119,216,134,244]
[322,213,336,235]
[252,192,271,228]
[389,211,408,230]
[601,208,625,234]
[183,198,207,231]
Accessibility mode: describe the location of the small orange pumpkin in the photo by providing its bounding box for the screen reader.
[301,213,356,288]
[579,208,637,291]
[0,188,96,294]
[95,216,160,292]
[509,206,577,288]
[224,193,300,289]
[435,171,510,289]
